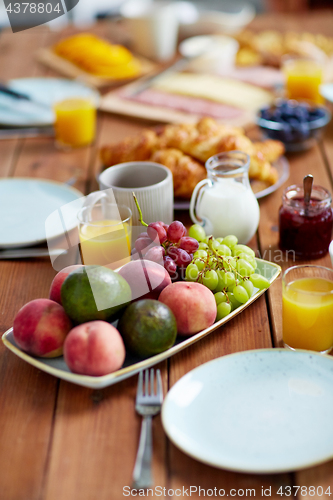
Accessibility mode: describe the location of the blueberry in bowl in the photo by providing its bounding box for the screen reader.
[257,99,331,152]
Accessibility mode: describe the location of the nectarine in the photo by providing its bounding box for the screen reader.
[49,265,83,304]
[63,321,125,376]
[118,259,171,301]
[13,298,72,357]
[158,282,217,336]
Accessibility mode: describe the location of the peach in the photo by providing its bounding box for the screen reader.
[159,282,217,336]
[63,321,125,376]
[49,265,84,304]
[118,259,171,301]
[13,298,72,357]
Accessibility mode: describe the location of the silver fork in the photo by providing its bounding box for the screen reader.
[132,369,163,490]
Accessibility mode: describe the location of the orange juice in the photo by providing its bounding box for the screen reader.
[283,277,333,353]
[79,219,132,270]
[54,98,96,148]
[284,59,323,104]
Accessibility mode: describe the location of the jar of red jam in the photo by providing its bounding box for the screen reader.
[279,184,333,259]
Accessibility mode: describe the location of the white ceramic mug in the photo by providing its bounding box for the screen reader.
[120,1,179,61]
[98,161,174,228]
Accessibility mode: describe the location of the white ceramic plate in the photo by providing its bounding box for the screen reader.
[2,259,280,389]
[0,78,99,127]
[0,178,83,248]
[174,156,289,210]
[162,348,333,473]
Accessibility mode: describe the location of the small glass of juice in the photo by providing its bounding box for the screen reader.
[282,56,324,104]
[78,202,132,270]
[54,98,97,149]
[282,265,333,354]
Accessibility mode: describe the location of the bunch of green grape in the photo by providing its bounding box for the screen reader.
[185,224,270,321]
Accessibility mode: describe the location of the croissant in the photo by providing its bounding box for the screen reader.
[157,118,282,184]
[253,140,285,164]
[100,130,158,167]
[99,117,284,199]
[150,148,206,199]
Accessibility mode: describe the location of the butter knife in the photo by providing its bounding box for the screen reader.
[0,248,67,260]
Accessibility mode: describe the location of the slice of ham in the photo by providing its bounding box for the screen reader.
[118,88,244,121]
[216,66,284,89]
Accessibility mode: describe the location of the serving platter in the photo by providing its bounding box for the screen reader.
[2,259,281,389]
[37,49,156,89]
[162,348,333,473]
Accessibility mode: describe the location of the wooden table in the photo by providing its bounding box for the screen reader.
[1,11,333,500]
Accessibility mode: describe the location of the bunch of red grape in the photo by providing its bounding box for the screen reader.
[133,220,199,278]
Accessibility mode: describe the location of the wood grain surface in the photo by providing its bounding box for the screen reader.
[0,12,333,500]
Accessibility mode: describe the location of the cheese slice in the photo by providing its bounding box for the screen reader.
[153,73,273,112]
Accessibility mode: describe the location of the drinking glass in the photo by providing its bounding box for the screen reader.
[78,203,132,270]
[282,265,333,353]
[54,97,96,149]
[282,56,324,104]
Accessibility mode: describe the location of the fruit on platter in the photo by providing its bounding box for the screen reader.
[159,282,217,336]
[10,209,273,376]
[185,225,270,321]
[63,321,126,376]
[132,194,199,279]
[118,260,171,301]
[118,299,177,358]
[49,265,84,304]
[61,265,131,324]
[13,298,72,357]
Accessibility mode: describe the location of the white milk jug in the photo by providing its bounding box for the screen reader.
[190,151,260,244]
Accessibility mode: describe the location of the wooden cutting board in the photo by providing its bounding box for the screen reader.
[37,48,157,89]
[99,76,256,127]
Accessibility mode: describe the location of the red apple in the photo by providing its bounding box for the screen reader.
[118,259,171,301]
[159,282,217,336]
[13,298,72,357]
[63,321,125,376]
[49,265,83,304]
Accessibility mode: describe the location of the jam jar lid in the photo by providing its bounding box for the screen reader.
[282,184,332,216]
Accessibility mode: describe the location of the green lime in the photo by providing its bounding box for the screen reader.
[118,299,177,358]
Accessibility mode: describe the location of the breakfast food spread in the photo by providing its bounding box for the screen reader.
[53,33,142,79]
[100,117,284,199]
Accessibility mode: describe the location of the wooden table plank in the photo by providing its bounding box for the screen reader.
[43,362,168,500]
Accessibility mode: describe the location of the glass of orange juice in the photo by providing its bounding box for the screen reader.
[282,56,324,104]
[54,98,96,149]
[78,202,132,270]
[282,265,333,354]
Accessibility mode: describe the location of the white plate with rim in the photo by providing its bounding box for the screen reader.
[174,155,289,210]
[0,78,100,127]
[162,348,333,473]
[0,178,84,248]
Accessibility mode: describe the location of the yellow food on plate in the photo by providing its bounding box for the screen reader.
[53,33,141,79]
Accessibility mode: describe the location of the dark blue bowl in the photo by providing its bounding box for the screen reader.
[257,100,331,152]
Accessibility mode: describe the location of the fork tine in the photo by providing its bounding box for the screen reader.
[156,369,163,403]
[150,368,154,395]
[145,369,149,396]
[137,370,143,399]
